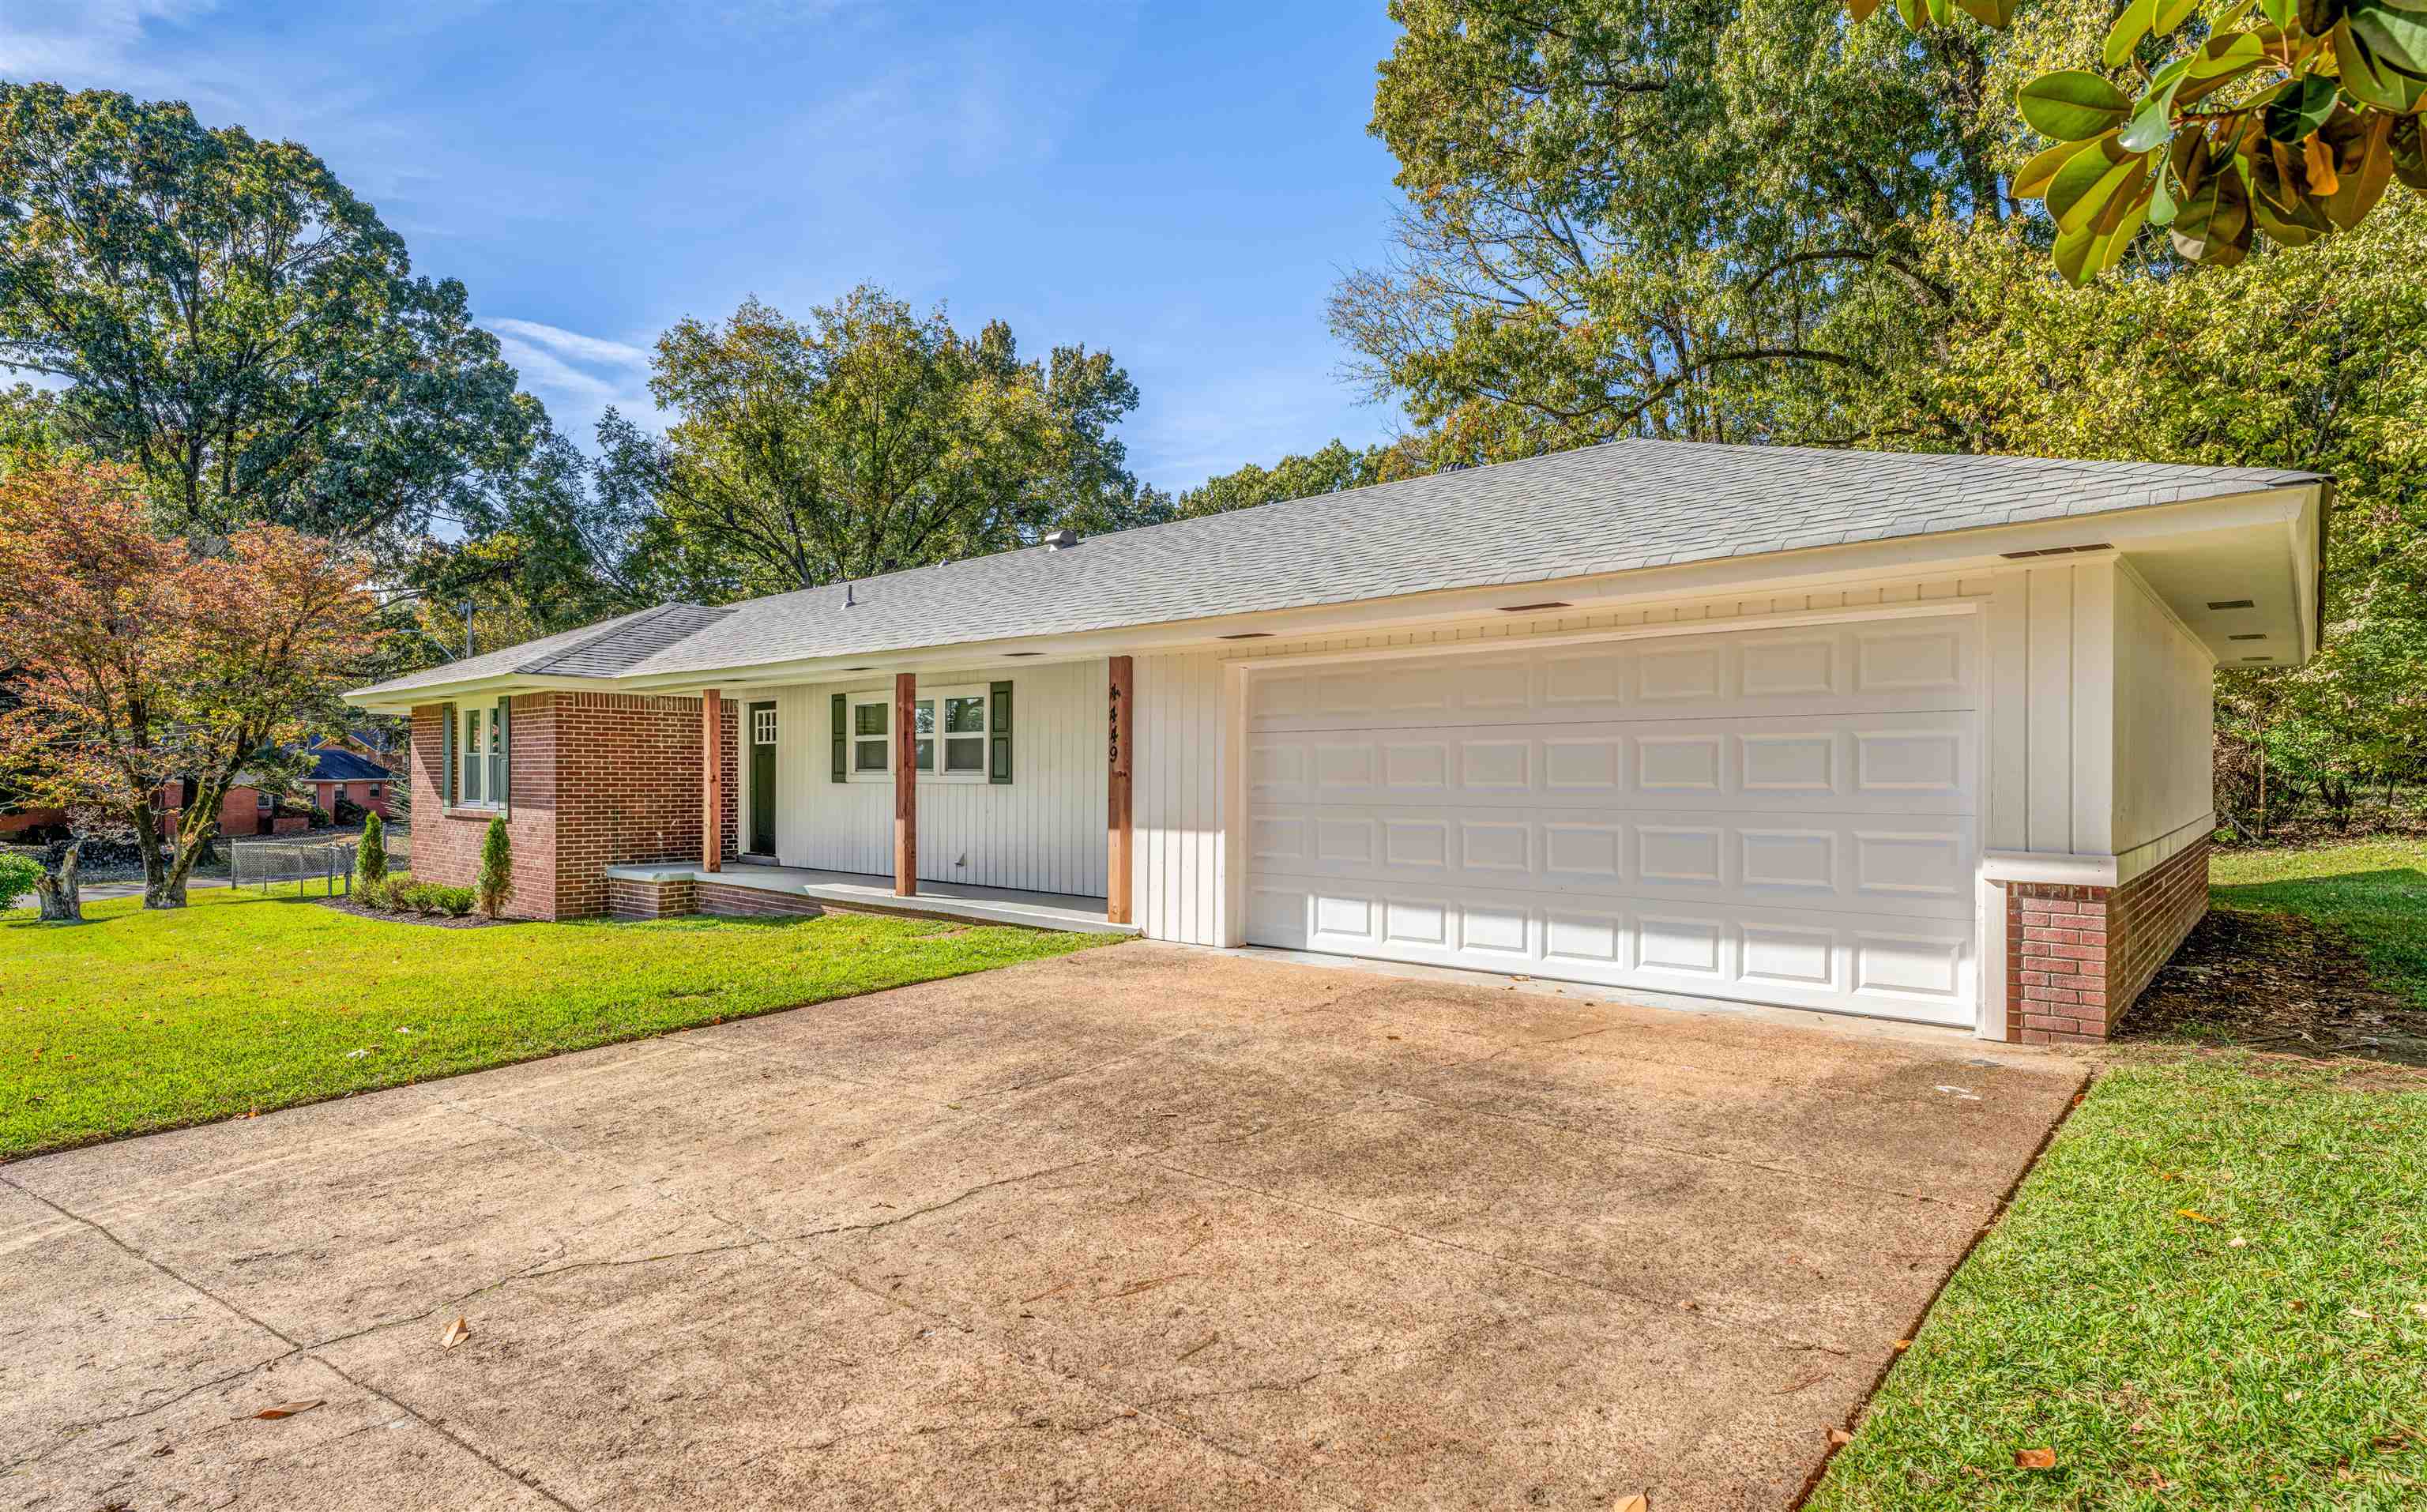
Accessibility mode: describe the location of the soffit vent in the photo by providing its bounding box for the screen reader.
[1999,542,2113,559]
[2207,599,2256,610]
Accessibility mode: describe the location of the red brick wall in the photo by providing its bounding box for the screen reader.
[2005,834,2209,1044]
[409,693,739,921]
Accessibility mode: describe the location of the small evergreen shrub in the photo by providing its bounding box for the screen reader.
[436,886,475,918]
[476,817,513,919]
[355,812,388,887]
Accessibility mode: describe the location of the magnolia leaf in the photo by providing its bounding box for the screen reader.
[1953,0,2017,26]
[2155,0,2207,29]
[2392,113,2427,190]
[2019,71,2134,140]
[1615,1498,1650,1512]
[2305,133,2342,197]
[2053,221,2100,284]
[2120,100,2175,151]
[1849,0,1882,19]
[440,1315,472,1349]
[2015,1446,2059,1470]
[2301,0,2350,26]
[2263,75,2341,142]
[2105,0,2158,65]
[1927,0,1954,25]
[2149,162,2181,224]
[2014,137,2100,197]
[2260,0,2299,23]
[2049,139,2141,234]
[1896,0,1926,27]
[2339,21,2427,113]
[2354,4,2427,74]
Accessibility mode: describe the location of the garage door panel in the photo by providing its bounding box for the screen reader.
[1247,620,1977,732]
[1245,873,1976,1025]
[1250,714,1975,816]
[1247,805,1974,919]
[1244,615,1979,1025]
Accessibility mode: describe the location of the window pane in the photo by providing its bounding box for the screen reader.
[943,695,984,735]
[853,702,887,737]
[945,735,984,773]
[489,707,504,754]
[490,752,506,801]
[912,700,935,736]
[913,738,935,772]
[854,738,889,773]
[754,709,777,745]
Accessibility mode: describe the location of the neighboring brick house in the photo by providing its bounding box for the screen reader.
[156,747,395,841]
[344,442,2329,1045]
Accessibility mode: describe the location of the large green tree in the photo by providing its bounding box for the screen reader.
[0,84,537,556]
[1331,0,2014,461]
[604,288,1161,597]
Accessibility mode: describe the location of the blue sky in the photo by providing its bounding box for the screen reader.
[2,1,1411,491]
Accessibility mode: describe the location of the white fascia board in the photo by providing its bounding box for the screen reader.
[589,486,2324,695]
[340,674,605,714]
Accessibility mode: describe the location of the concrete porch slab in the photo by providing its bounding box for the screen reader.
[604,862,1138,935]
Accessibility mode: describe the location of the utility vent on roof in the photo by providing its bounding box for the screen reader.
[1044,529,1080,551]
[1999,542,2113,559]
[2207,599,2256,610]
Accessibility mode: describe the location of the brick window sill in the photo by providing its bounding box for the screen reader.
[441,806,508,822]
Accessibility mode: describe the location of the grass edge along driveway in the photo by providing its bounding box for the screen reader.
[1,890,1109,1161]
[1816,837,2427,1509]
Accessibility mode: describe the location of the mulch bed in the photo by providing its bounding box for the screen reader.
[2118,906,2427,1067]
[312,897,506,929]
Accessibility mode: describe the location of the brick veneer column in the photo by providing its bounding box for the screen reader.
[2004,834,2211,1044]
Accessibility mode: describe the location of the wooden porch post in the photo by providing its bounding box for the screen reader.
[1107,655,1133,925]
[702,688,723,873]
[893,671,917,897]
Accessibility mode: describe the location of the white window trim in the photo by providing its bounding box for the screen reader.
[845,684,992,785]
[456,699,510,811]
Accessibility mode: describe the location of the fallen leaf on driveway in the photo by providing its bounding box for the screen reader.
[1615,1495,1649,1512]
[253,1401,323,1420]
[1892,1338,1913,1352]
[2014,1446,2056,1469]
[2176,1209,2214,1224]
[1827,1427,1853,1446]
[440,1316,471,1349]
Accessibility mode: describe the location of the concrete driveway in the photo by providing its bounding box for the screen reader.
[2,944,2081,1511]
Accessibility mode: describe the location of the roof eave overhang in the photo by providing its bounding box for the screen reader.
[341,672,612,715]
[348,482,2327,703]
[608,484,2325,692]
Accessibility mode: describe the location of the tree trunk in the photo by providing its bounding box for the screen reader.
[34,840,84,923]
[2253,743,2267,843]
[135,799,171,908]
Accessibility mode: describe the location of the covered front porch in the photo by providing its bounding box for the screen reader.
[668,653,1138,930]
[604,861,1136,935]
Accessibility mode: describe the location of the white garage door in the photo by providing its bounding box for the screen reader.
[1244,616,1981,1025]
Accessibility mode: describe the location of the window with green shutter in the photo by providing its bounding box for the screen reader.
[988,681,1013,784]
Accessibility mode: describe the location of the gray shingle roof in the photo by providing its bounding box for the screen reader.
[355,439,2318,698]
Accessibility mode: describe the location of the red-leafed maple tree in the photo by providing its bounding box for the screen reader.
[0,458,383,910]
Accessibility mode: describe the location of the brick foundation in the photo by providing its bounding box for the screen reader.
[607,876,696,920]
[2004,834,2209,1044]
[408,693,739,921]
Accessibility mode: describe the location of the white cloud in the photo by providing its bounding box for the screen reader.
[480,318,660,444]
[0,0,217,81]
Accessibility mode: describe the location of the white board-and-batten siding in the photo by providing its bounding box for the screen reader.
[1131,563,2158,948]
[762,658,1109,897]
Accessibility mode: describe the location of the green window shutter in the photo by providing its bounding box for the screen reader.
[988,680,1014,784]
[496,699,511,816]
[830,693,847,782]
[440,703,457,806]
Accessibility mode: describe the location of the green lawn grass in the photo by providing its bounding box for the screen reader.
[2211,839,2427,1008]
[1815,838,2427,1509]
[0,889,1107,1160]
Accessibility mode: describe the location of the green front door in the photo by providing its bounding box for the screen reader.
[747,701,777,856]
